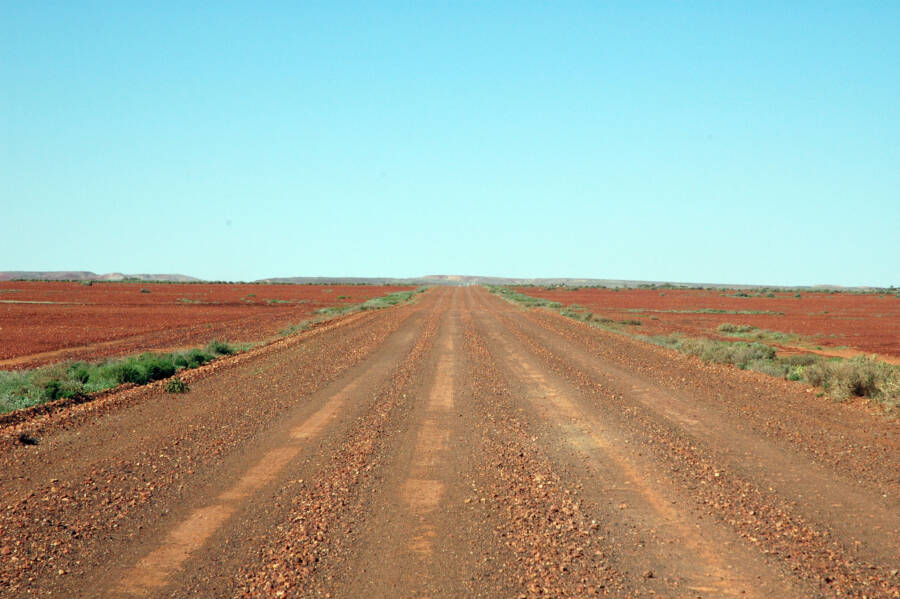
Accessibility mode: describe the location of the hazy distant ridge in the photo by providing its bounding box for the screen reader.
[0,271,201,282]
[259,274,879,290]
[1,272,884,290]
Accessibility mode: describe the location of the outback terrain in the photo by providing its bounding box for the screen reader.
[1,286,898,598]
[0,282,413,369]
[511,286,900,361]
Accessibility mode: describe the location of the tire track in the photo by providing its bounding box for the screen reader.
[459,300,633,597]
[0,294,431,597]
[326,289,483,598]
[113,362,379,596]
[398,326,455,559]
[504,304,900,567]
[474,287,899,597]
[467,288,791,597]
[523,306,900,490]
[234,289,450,598]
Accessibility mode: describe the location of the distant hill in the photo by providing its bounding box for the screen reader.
[258,276,422,285]
[2,272,888,291]
[258,275,579,286]
[258,274,889,291]
[0,271,202,283]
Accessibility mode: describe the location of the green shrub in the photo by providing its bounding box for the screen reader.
[803,361,830,387]
[42,379,65,401]
[0,340,247,414]
[361,289,421,310]
[828,357,893,400]
[678,338,775,368]
[25,364,83,402]
[68,362,92,384]
[586,314,615,324]
[165,378,190,394]
[786,365,805,381]
[320,288,423,314]
[718,323,756,334]
[179,348,215,369]
[487,286,564,309]
[279,323,310,336]
[207,340,236,355]
[746,359,789,377]
[641,333,683,349]
[715,324,794,343]
[109,361,149,384]
[783,354,819,368]
[144,355,176,380]
[791,356,897,405]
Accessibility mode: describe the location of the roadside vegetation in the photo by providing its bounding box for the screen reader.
[487,286,562,309]
[165,378,190,394]
[0,340,243,414]
[360,287,424,309]
[716,323,796,343]
[628,308,784,315]
[278,322,311,336]
[489,286,898,410]
[644,334,897,408]
[278,287,425,334]
[0,287,428,416]
[315,287,426,316]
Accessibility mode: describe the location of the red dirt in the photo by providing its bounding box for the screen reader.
[2,287,897,598]
[513,286,900,359]
[0,281,414,369]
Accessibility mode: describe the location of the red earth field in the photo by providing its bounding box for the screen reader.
[512,286,900,361]
[0,281,414,369]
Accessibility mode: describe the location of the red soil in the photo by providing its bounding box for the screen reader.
[512,287,900,359]
[0,282,414,369]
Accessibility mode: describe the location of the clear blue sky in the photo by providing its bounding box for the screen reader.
[2,2,898,286]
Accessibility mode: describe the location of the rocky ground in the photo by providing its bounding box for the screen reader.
[1,287,897,597]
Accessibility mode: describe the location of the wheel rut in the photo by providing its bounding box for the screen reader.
[503,304,900,567]
[327,290,499,598]
[234,288,452,597]
[112,352,383,597]
[0,293,433,597]
[472,286,900,597]
[468,288,793,598]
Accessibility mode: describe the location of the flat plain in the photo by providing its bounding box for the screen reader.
[512,286,900,361]
[0,281,414,369]
[1,286,897,598]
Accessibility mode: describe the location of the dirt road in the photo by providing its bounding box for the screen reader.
[2,287,898,597]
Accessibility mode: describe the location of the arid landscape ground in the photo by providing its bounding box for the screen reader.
[1,285,897,598]
[510,286,900,362]
[6,1,898,596]
[0,282,414,369]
